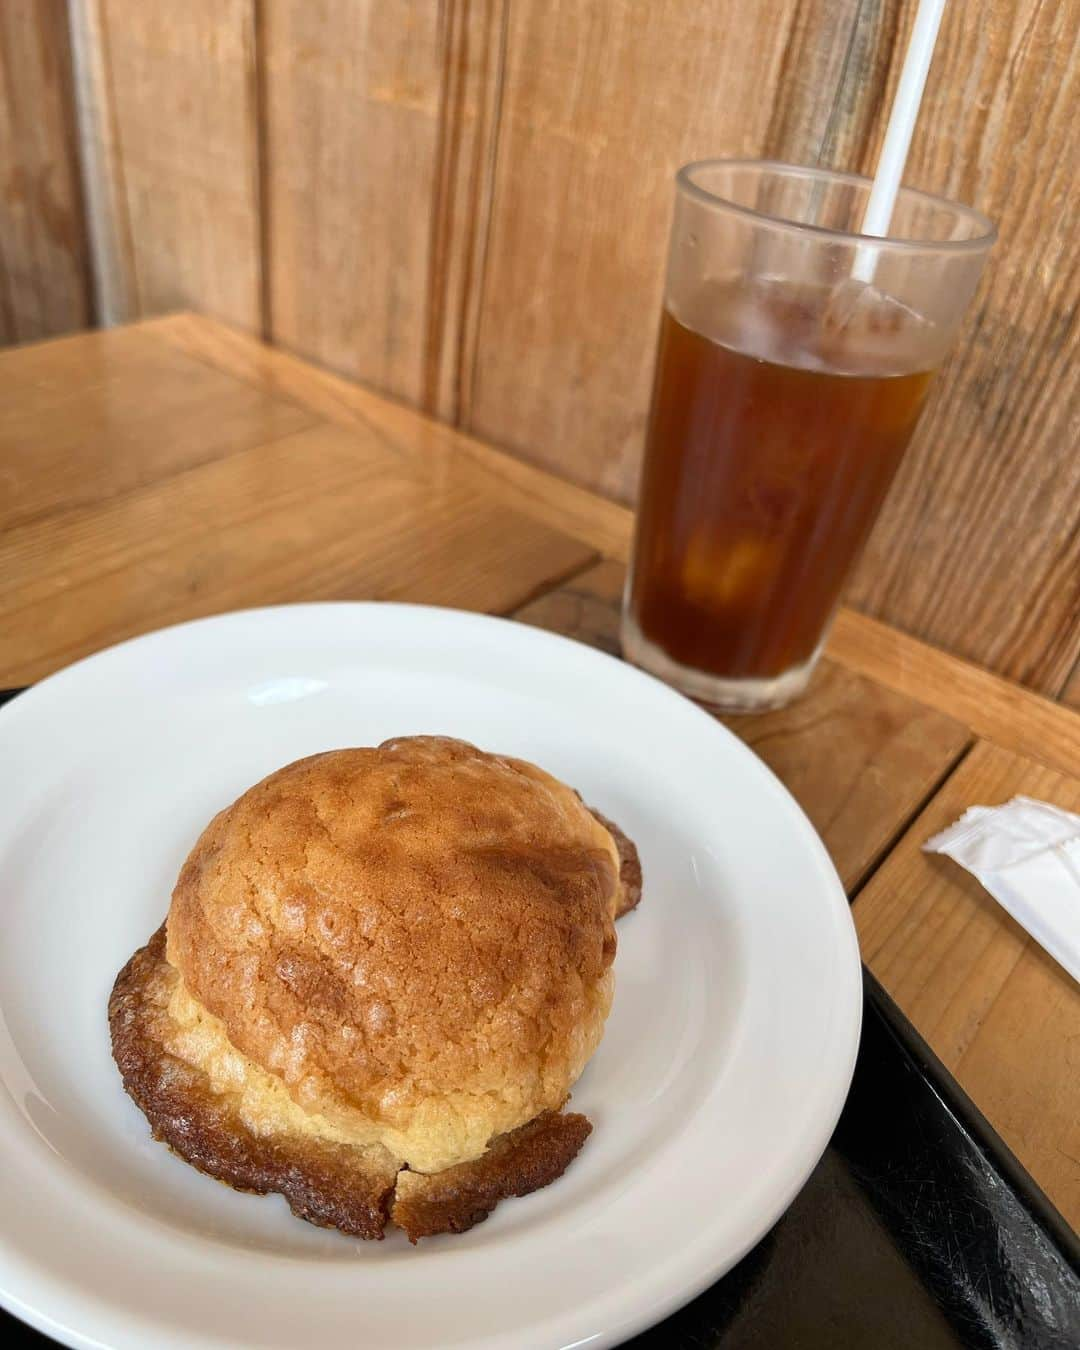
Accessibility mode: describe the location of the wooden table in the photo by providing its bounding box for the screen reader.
[3,314,1079,1234]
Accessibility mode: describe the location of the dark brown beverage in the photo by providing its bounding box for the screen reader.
[628,279,933,684]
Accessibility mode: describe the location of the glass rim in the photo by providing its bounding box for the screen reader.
[677,158,997,254]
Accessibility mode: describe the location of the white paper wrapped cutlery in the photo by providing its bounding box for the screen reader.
[924,796,1080,986]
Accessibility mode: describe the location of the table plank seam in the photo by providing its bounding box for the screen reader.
[828,610,1080,778]
[848,738,976,906]
[141,314,639,560]
[142,316,415,465]
[3,414,323,544]
[494,551,602,620]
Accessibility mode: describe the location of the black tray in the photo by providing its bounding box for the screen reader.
[2,687,1077,1349]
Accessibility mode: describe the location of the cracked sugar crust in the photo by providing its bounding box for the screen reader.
[110,927,401,1239]
[165,738,623,1172]
[109,927,592,1241]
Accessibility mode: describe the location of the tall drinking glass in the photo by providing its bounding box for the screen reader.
[623,160,994,712]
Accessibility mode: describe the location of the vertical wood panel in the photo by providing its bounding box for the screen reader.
[67,0,135,324]
[1063,660,1080,712]
[422,0,507,422]
[86,0,261,329]
[0,0,91,344]
[846,0,1080,697]
[442,0,1079,698]
[262,0,443,404]
[764,0,897,170]
[459,0,814,498]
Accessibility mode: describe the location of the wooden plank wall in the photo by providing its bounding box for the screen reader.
[843,0,1080,701]
[82,0,263,330]
[0,0,92,343]
[1,0,1078,703]
[261,0,443,404]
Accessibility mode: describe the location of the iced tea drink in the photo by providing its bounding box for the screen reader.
[622,162,993,711]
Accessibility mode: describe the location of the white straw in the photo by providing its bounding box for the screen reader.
[852,0,948,282]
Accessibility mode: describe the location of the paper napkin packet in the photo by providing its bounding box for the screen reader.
[924,796,1080,987]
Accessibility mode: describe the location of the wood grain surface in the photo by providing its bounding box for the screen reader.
[828,609,1080,780]
[456,0,797,496]
[0,332,595,685]
[262,0,442,403]
[147,311,1080,769]
[66,0,136,325]
[5,314,1080,1232]
[0,325,311,532]
[515,558,971,892]
[855,741,1080,1230]
[83,0,262,329]
[1064,656,1080,712]
[845,0,1080,698]
[452,0,911,496]
[453,0,1080,697]
[145,311,637,560]
[11,1,1076,699]
[0,0,91,343]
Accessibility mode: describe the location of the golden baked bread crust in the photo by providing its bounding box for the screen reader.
[110,927,591,1241]
[166,738,620,1171]
[110,927,400,1239]
[391,1110,592,1242]
[110,738,644,1239]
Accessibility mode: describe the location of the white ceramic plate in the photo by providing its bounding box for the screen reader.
[0,604,861,1350]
